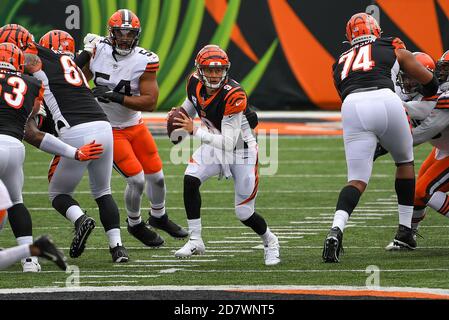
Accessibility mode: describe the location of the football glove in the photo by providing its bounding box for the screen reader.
[74,140,104,161]
[34,103,47,129]
[92,86,125,104]
[83,33,102,54]
[373,143,389,161]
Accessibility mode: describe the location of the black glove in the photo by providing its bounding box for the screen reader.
[373,143,389,161]
[92,86,125,104]
[245,106,259,129]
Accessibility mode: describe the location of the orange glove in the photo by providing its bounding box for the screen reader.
[74,140,104,161]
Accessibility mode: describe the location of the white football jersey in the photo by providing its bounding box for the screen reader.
[89,39,159,128]
[401,89,449,154]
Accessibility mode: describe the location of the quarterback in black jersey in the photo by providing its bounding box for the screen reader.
[0,24,129,263]
[170,45,280,266]
[323,13,439,263]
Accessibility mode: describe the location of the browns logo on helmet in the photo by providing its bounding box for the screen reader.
[0,24,34,50]
[0,42,25,73]
[345,12,381,46]
[195,45,231,89]
[39,30,75,59]
[108,9,141,56]
[398,52,435,95]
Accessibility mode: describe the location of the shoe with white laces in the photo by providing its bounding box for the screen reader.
[264,235,281,266]
[174,238,205,258]
[22,257,41,272]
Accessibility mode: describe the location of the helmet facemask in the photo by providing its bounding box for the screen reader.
[110,27,140,56]
[397,71,421,95]
[436,60,449,85]
[196,64,230,90]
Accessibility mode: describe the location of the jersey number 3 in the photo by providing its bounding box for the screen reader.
[339,45,375,80]
[0,74,27,109]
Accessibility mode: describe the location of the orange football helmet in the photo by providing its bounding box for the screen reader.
[345,13,381,45]
[39,30,75,58]
[0,24,34,50]
[108,9,141,56]
[436,50,449,84]
[195,45,231,89]
[0,42,25,73]
[398,52,435,94]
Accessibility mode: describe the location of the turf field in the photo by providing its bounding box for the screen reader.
[1,136,449,290]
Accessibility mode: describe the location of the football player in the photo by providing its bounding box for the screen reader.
[324,13,438,262]
[170,45,280,266]
[0,24,129,263]
[385,51,449,249]
[0,180,66,271]
[76,9,188,247]
[0,41,101,271]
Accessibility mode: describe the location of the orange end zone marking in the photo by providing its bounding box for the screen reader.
[230,289,449,300]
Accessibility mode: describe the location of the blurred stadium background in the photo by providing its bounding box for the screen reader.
[2,0,449,301]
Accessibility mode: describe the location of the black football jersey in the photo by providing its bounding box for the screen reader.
[333,37,405,101]
[28,43,108,128]
[186,73,248,131]
[0,70,44,140]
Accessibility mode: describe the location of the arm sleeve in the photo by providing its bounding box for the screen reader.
[180,98,197,118]
[194,112,243,152]
[412,109,449,146]
[74,50,91,69]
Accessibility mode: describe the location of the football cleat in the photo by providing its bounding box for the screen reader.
[127,220,165,247]
[148,214,188,239]
[70,215,96,258]
[322,226,344,263]
[174,238,205,258]
[385,224,416,251]
[264,235,281,266]
[22,257,41,273]
[33,235,67,271]
[110,244,129,263]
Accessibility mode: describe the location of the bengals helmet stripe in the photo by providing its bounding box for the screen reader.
[195,44,231,89]
[345,13,381,45]
[39,30,75,57]
[0,42,25,73]
[0,24,34,50]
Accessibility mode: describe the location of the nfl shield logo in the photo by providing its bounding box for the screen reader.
[192,96,197,106]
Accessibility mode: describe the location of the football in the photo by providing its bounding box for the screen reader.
[167,107,189,144]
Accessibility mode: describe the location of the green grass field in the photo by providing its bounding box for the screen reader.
[1,136,449,289]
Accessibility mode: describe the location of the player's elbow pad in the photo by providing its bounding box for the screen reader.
[421,75,439,97]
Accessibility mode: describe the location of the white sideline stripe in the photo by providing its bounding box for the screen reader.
[2,285,449,296]
[172,268,449,274]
